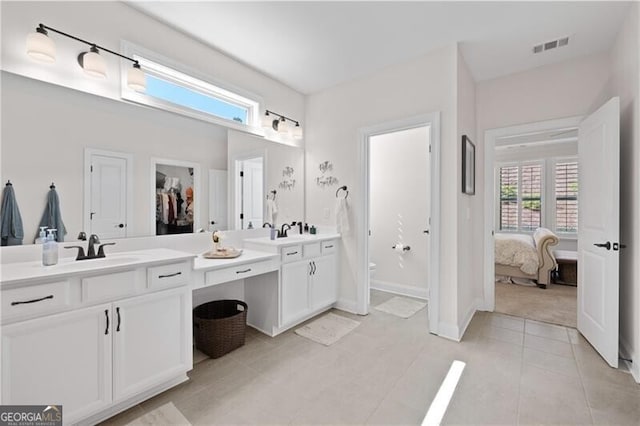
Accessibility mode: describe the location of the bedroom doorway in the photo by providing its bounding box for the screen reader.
[491,123,580,328]
[484,98,621,368]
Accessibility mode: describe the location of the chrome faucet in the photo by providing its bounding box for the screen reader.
[279,223,291,238]
[65,233,116,260]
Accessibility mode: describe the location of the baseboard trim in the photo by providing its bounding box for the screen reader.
[438,321,461,342]
[371,280,429,300]
[620,337,640,383]
[335,298,359,315]
[459,298,483,340]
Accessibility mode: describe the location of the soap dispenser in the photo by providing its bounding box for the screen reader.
[42,229,58,266]
[35,226,47,244]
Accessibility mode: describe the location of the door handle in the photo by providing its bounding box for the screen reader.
[105,309,110,335]
[594,242,611,250]
[423,230,430,234]
[115,223,125,228]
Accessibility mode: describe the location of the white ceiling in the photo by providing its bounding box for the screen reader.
[129,1,631,94]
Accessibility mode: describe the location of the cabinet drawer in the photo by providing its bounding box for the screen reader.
[148,262,189,289]
[82,271,137,303]
[281,245,303,263]
[2,281,70,320]
[205,261,276,286]
[321,240,337,254]
[303,243,321,258]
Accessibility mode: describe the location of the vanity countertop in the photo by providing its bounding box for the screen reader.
[193,249,279,272]
[0,248,196,287]
[243,233,341,247]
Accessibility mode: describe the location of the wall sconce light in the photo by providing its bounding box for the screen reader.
[261,109,303,139]
[26,23,146,91]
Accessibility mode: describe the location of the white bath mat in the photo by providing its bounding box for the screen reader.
[375,296,427,318]
[126,402,191,426]
[295,313,361,346]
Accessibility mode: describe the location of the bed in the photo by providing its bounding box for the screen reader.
[495,228,559,288]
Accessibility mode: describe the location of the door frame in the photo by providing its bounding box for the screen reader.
[229,149,267,230]
[150,157,202,235]
[84,148,134,237]
[482,116,583,310]
[357,112,441,335]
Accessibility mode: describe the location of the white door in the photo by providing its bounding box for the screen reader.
[209,169,228,230]
[112,287,192,401]
[577,97,620,368]
[89,153,129,238]
[310,255,337,310]
[241,158,264,229]
[1,304,112,423]
[281,261,310,325]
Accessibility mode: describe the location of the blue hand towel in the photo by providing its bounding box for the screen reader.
[1,184,24,246]
[37,188,67,242]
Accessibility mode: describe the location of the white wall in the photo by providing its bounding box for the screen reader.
[0,1,304,125]
[305,45,461,330]
[1,72,227,241]
[227,130,305,229]
[609,1,640,382]
[456,50,480,331]
[370,126,429,298]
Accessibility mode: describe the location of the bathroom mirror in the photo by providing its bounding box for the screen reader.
[151,158,201,235]
[228,130,304,230]
[0,73,227,243]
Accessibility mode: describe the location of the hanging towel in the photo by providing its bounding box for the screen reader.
[1,184,24,246]
[265,199,278,225]
[36,188,67,242]
[335,197,350,235]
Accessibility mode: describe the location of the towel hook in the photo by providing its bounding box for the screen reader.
[5,180,12,186]
[266,190,277,200]
[49,182,56,189]
[336,185,348,199]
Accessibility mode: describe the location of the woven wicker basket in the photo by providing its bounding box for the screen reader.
[193,300,247,359]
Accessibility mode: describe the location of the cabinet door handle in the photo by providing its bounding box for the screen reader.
[158,271,182,279]
[236,268,252,274]
[286,251,299,256]
[105,309,110,335]
[116,307,121,332]
[325,245,334,249]
[309,262,313,276]
[10,295,54,306]
[312,261,316,275]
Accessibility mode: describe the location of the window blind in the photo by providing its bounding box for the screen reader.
[499,166,518,231]
[521,164,542,230]
[555,161,578,233]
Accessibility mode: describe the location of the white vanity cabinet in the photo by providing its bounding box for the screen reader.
[276,239,339,328]
[1,303,113,424]
[0,250,194,425]
[112,286,191,402]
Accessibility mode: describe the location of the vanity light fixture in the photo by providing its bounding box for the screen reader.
[261,109,303,139]
[26,23,146,91]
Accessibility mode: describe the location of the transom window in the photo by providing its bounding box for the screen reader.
[121,47,259,128]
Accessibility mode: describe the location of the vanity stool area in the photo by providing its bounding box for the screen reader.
[0,233,340,425]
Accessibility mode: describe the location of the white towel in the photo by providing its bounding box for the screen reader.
[335,198,350,235]
[265,199,278,224]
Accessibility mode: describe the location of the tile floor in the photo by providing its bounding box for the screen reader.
[102,291,640,425]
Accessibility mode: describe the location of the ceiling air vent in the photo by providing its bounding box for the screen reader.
[533,36,569,54]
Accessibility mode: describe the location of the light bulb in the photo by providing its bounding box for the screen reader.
[26,27,56,63]
[277,119,289,134]
[79,46,107,79]
[127,63,146,91]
